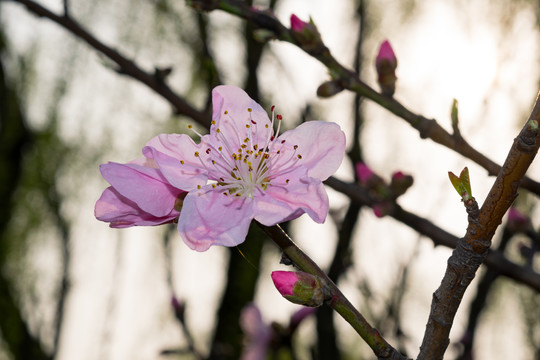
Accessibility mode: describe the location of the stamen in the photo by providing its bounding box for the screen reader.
[187,124,204,138]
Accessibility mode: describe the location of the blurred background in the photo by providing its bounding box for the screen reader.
[1,0,540,359]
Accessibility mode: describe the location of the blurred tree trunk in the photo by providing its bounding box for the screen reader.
[0,37,52,360]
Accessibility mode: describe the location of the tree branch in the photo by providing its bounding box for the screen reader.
[324,176,540,292]
[10,0,211,128]
[417,92,540,360]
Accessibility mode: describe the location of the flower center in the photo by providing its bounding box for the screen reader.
[187,106,302,198]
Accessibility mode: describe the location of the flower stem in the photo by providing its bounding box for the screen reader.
[257,223,409,360]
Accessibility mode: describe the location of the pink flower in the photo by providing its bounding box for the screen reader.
[290,14,307,32]
[95,159,185,227]
[144,85,346,251]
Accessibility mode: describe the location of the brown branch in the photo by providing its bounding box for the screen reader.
[417,93,540,360]
[324,176,540,293]
[11,0,211,128]
[188,0,540,197]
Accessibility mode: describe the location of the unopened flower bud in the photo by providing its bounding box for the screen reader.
[271,271,328,307]
[389,171,413,197]
[317,80,344,98]
[507,208,531,233]
[290,14,307,32]
[373,202,392,218]
[375,40,397,96]
[355,162,374,184]
[289,14,324,54]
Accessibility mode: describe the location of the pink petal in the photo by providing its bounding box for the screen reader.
[254,168,329,225]
[240,303,265,338]
[276,121,345,180]
[99,162,181,217]
[95,187,179,227]
[212,85,272,147]
[177,189,254,251]
[240,304,272,360]
[144,145,208,191]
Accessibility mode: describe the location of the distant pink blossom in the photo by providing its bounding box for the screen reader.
[142,85,346,251]
[94,159,184,227]
[507,207,531,232]
[290,14,307,32]
[240,304,273,360]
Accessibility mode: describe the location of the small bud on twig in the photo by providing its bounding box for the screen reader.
[375,40,398,96]
[271,271,329,307]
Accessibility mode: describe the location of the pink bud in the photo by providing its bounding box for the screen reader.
[376,40,397,67]
[290,14,307,32]
[390,171,413,197]
[271,271,297,296]
[373,202,392,218]
[355,162,374,184]
[507,207,531,233]
[373,205,385,218]
[392,171,405,180]
[375,40,398,96]
[271,271,327,307]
